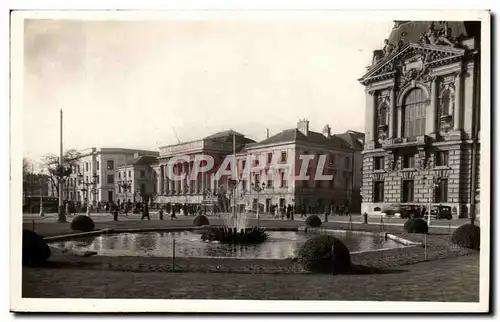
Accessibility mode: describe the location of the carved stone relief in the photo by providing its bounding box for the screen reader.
[438,74,456,133]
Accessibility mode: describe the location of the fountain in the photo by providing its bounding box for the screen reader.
[201,211,268,244]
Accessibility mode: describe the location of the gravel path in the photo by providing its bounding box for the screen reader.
[22,253,479,301]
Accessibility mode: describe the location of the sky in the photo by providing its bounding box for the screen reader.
[23,18,395,162]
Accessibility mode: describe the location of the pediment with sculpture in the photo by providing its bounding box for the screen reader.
[360,44,464,87]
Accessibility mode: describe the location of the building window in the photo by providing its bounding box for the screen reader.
[402,88,427,137]
[267,153,273,163]
[118,184,121,193]
[267,178,273,188]
[435,179,448,202]
[107,175,114,184]
[128,170,131,177]
[96,161,99,171]
[85,162,89,171]
[344,174,350,190]
[403,154,415,169]
[374,156,385,170]
[140,170,145,178]
[77,165,80,173]
[107,160,114,170]
[280,172,287,188]
[435,151,449,167]
[140,183,146,194]
[374,181,384,202]
[281,151,287,162]
[118,172,121,179]
[402,180,414,202]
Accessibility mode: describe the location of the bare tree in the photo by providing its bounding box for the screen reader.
[40,149,82,193]
[22,157,37,199]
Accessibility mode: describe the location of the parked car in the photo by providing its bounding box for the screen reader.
[400,204,422,219]
[430,205,453,220]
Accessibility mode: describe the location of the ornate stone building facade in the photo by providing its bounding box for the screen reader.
[153,121,364,214]
[359,21,481,218]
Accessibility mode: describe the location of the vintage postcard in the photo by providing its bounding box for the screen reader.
[10,10,490,313]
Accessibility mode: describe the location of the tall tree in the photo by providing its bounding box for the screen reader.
[40,149,82,193]
[22,157,37,199]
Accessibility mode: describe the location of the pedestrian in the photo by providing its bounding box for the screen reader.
[286,205,291,220]
[65,202,71,216]
[141,203,150,220]
[301,205,306,218]
[159,207,164,220]
[171,207,177,220]
[421,206,427,219]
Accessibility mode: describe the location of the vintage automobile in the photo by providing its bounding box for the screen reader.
[400,204,423,219]
[430,205,453,220]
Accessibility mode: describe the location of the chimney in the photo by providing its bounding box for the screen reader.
[297,119,309,136]
[266,128,269,139]
[322,124,331,138]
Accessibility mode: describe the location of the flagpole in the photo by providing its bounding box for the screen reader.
[233,133,236,224]
[58,109,66,222]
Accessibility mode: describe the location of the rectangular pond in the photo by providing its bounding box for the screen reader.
[49,230,405,260]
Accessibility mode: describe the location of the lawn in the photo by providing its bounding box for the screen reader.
[22,253,479,301]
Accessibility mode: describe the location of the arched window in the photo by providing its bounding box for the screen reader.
[402,88,427,137]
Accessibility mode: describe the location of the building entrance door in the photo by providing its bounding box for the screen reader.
[265,198,271,213]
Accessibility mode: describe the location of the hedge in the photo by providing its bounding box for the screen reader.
[296,234,351,274]
[193,215,210,226]
[403,218,429,234]
[70,215,95,232]
[305,215,322,228]
[22,230,51,266]
[451,223,480,250]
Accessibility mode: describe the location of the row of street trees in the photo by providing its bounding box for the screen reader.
[22,149,82,218]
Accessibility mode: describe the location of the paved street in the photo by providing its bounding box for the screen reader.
[22,211,475,229]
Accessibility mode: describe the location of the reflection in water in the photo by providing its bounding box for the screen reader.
[50,231,404,260]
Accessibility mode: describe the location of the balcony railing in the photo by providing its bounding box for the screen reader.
[381,135,430,149]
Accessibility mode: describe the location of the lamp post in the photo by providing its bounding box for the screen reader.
[422,168,448,226]
[121,180,132,211]
[39,175,44,217]
[251,180,266,228]
[78,172,98,216]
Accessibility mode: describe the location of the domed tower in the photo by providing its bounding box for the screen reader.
[358,20,482,220]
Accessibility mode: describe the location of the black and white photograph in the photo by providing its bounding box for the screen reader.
[9,10,490,313]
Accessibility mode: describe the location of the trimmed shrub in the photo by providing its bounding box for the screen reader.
[451,223,480,250]
[70,215,95,232]
[296,235,351,274]
[193,215,210,226]
[403,218,429,234]
[305,215,322,228]
[22,230,51,266]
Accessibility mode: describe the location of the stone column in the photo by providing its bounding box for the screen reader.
[428,77,438,134]
[389,87,396,138]
[159,165,164,195]
[365,91,376,143]
[180,163,186,193]
[454,71,462,131]
[397,105,402,138]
